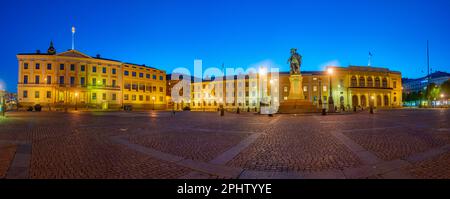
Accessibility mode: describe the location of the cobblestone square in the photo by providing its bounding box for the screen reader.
[0,109,449,179]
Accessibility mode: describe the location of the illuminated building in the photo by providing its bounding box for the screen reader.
[168,66,402,111]
[17,42,166,110]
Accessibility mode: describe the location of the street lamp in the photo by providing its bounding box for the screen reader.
[0,89,5,117]
[151,96,156,110]
[441,94,446,107]
[370,96,375,114]
[74,92,79,110]
[327,68,335,113]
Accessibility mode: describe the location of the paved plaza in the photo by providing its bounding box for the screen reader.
[0,109,449,179]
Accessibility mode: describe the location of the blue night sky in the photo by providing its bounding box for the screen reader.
[1,0,450,92]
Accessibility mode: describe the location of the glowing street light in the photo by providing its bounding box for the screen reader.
[74,92,79,110]
[327,67,335,113]
[151,96,156,110]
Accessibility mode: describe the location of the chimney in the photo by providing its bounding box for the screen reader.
[96,54,101,58]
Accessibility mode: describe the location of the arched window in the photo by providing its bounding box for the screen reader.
[377,95,382,107]
[384,95,389,106]
[367,77,373,87]
[360,95,367,107]
[382,78,388,88]
[359,77,365,87]
[375,77,381,87]
[351,76,357,87]
[352,95,359,107]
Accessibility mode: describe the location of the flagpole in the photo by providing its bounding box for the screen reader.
[72,26,76,50]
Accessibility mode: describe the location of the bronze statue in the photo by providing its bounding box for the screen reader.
[288,48,302,74]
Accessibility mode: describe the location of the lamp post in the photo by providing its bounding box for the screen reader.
[327,68,335,113]
[74,92,79,111]
[0,89,5,117]
[370,96,375,114]
[151,96,156,110]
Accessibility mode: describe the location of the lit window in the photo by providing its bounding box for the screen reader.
[303,86,308,92]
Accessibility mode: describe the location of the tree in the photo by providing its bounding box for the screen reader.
[441,79,450,96]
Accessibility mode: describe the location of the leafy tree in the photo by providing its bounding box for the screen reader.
[441,79,450,96]
[425,83,441,101]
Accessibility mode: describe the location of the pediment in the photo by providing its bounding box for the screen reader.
[57,50,92,58]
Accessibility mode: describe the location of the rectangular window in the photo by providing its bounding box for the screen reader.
[60,64,65,70]
[81,65,85,72]
[102,93,106,100]
[146,96,150,101]
[35,63,40,69]
[35,76,40,84]
[323,86,327,92]
[159,76,163,80]
[393,81,397,88]
[112,68,116,75]
[102,67,106,73]
[70,77,75,85]
[47,63,52,70]
[24,63,29,69]
[132,95,136,101]
[102,79,106,85]
[112,94,117,101]
[160,87,163,92]
[303,86,308,92]
[92,78,97,86]
[92,66,97,73]
[70,64,75,71]
[159,96,163,102]
[139,95,143,101]
[46,91,51,98]
[139,73,144,78]
[313,86,317,92]
[59,76,64,84]
[35,91,40,99]
[146,74,150,79]
[80,77,85,85]
[47,76,51,84]
[124,94,129,100]
[124,70,129,76]
[92,93,97,100]
[23,75,28,84]
[23,90,28,98]
[153,75,156,80]
[132,72,137,77]
[112,80,116,87]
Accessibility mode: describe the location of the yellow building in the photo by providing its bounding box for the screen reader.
[17,42,166,110]
[171,65,402,111]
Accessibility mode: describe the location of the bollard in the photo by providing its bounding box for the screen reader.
[353,106,357,112]
[370,106,374,114]
[237,107,240,114]
[322,108,327,115]
[220,108,224,116]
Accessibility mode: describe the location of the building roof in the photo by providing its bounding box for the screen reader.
[18,44,161,71]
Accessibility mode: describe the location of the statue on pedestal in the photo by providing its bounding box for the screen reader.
[287,48,302,75]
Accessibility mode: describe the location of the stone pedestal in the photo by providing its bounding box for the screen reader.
[288,75,305,100]
[278,74,319,113]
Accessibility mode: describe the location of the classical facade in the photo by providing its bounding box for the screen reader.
[169,66,402,111]
[17,43,166,110]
